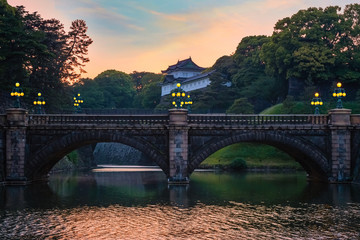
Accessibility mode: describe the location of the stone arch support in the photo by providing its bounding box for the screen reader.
[26,130,168,181]
[189,131,330,181]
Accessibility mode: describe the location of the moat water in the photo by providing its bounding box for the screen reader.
[1,167,360,239]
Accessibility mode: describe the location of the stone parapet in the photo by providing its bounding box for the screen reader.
[6,108,28,127]
[169,108,188,125]
[328,108,351,126]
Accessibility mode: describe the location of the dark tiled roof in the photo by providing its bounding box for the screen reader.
[161,57,205,74]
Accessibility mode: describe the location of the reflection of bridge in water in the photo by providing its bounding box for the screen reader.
[1,108,360,185]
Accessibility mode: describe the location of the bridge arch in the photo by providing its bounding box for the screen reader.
[26,131,168,180]
[189,132,330,181]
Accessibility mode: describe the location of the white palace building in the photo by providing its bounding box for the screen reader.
[160,57,214,96]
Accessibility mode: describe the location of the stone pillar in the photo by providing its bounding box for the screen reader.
[168,109,189,184]
[328,109,351,182]
[5,108,28,184]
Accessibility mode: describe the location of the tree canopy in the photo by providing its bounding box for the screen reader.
[0,1,92,110]
[75,70,136,109]
[261,5,360,86]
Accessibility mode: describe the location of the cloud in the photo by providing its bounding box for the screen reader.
[7,0,360,79]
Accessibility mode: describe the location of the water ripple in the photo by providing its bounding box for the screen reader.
[1,202,360,239]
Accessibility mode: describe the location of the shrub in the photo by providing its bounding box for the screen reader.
[229,157,247,170]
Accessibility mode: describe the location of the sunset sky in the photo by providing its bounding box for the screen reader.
[7,0,359,79]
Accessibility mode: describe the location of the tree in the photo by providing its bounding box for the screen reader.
[261,4,360,88]
[226,98,254,114]
[232,36,285,107]
[62,19,93,84]
[76,70,136,109]
[0,2,31,89]
[130,71,163,93]
[136,82,161,108]
[0,2,93,110]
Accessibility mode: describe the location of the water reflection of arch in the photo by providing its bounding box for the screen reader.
[189,132,329,181]
[26,131,168,181]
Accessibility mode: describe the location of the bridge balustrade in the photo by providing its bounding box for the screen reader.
[28,114,169,126]
[351,115,360,125]
[188,114,329,125]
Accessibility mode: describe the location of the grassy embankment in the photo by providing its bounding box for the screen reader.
[200,143,302,170]
[201,100,360,170]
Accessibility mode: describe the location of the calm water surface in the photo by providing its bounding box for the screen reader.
[1,167,360,239]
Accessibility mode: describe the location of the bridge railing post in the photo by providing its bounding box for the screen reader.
[328,108,352,182]
[168,109,189,184]
[5,108,28,184]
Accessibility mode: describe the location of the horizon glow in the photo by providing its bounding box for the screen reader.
[7,0,359,79]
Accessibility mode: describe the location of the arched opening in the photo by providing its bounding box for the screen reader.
[92,143,155,166]
[26,132,168,181]
[52,142,156,172]
[199,142,301,170]
[189,132,330,181]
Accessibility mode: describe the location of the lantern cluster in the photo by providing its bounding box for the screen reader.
[310,92,323,114]
[10,82,24,108]
[74,93,84,113]
[10,83,24,97]
[171,83,193,110]
[33,93,46,106]
[310,92,323,106]
[74,93,84,107]
[333,82,346,109]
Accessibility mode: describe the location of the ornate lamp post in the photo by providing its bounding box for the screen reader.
[310,92,323,114]
[33,93,46,114]
[171,83,192,110]
[10,82,24,108]
[333,82,346,109]
[73,93,84,113]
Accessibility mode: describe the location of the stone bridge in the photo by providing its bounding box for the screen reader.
[0,108,359,185]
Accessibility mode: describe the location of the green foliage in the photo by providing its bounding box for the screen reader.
[76,70,136,109]
[0,2,92,111]
[261,102,312,114]
[130,71,163,93]
[136,82,161,108]
[226,98,254,114]
[261,100,360,115]
[67,151,79,164]
[191,71,239,111]
[229,158,247,170]
[131,72,163,108]
[201,143,301,169]
[261,4,360,86]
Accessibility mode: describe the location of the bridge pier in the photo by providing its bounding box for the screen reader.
[5,109,28,184]
[329,109,352,182]
[168,109,189,184]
